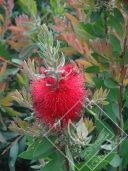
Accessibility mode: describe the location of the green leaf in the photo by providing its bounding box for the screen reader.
[18,136,26,153]
[95,117,115,134]
[18,0,37,16]
[40,150,65,171]
[19,137,55,160]
[0,132,6,143]
[112,103,119,119]
[108,16,123,35]
[11,59,22,65]
[93,76,105,88]
[50,0,64,15]
[120,139,128,158]
[94,152,116,170]
[104,104,117,123]
[81,22,105,38]
[81,23,96,38]
[109,34,121,55]
[93,21,105,38]
[110,154,122,167]
[9,142,19,171]
[108,88,119,101]
[124,119,128,131]
[104,78,118,89]
[86,66,100,73]
[5,107,21,116]
[114,8,124,24]
[90,11,101,22]
[0,42,10,60]
[50,0,57,9]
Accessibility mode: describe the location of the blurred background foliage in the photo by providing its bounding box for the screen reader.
[0,0,128,171]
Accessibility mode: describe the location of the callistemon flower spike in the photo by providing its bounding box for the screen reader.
[31,24,86,127]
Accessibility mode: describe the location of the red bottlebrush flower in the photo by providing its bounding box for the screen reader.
[31,64,86,127]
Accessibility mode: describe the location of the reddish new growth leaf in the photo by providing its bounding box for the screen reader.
[62,32,87,54]
[8,14,32,51]
[7,0,14,12]
[53,16,90,57]
[53,17,68,32]
[31,64,86,127]
[15,14,31,27]
[0,0,4,5]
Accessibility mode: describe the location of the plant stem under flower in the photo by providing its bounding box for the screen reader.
[65,156,70,171]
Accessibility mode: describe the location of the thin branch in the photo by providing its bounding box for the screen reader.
[0,135,23,156]
[117,22,128,171]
